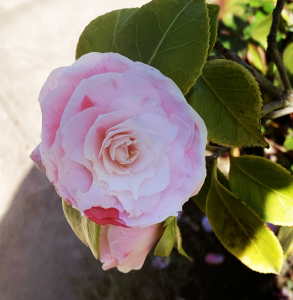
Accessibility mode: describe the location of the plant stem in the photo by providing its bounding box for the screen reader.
[267,0,292,94]
[264,107,293,121]
[206,145,220,152]
[206,146,229,165]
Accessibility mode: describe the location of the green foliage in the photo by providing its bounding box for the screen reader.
[76,8,138,59]
[192,163,230,213]
[112,0,210,95]
[278,226,293,256]
[251,14,272,49]
[230,155,293,226]
[284,129,293,151]
[187,60,267,148]
[62,200,101,259]
[283,42,293,87]
[154,216,177,257]
[207,4,220,55]
[206,162,284,274]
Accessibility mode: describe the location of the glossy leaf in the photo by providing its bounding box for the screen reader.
[207,4,220,55]
[112,0,210,95]
[175,225,193,261]
[229,155,293,226]
[187,60,267,148]
[154,216,176,257]
[278,226,293,255]
[192,163,230,213]
[251,14,272,49]
[76,8,138,59]
[207,168,283,274]
[62,200,101,259]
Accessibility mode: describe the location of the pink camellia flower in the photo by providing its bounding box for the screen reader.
[100,223,163,273]
[30,52,207,228]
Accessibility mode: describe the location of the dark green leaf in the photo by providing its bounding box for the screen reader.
[230,155,293,226]
[207,4,220,55]
[192,163,230,213]
[207,165,283,274]
[187,60,267,148]
[76,8,138,59]
[112,0,210,95]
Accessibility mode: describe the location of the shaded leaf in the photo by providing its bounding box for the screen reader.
[154,216,176,257]
[283,42,293,86]
[175,225,193,261]
[207,169,283,274]
[187,60,267,148]
[230,155,293,226]
[112,0,210,95]
[192,163,230,213]
[251,14,272,49]
[278,226,293,255]
[207,4,220,55]
[76,8,138,59]
[62,200,101,259]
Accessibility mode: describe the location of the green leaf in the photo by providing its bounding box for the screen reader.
[229,155,293,226]
[247,43,266,75]
[112,0,210,95]
[154,216,176,257]
[207,4,220,56]
[283,42,293,87]
[284,136,293,151]
[192,163,230,213]
[76,8,138,59]
[251,14,272,49]
[62,200,101,259]
[187,60,267,148]
[175,225,193,261]
[207,164,284,274]
[278,226,293,255]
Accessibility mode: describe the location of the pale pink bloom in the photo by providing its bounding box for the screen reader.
[100,223,163,273]
[31,52,207,228]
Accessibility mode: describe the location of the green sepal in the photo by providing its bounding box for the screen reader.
[62,200,101,259]
[154,216,177,257]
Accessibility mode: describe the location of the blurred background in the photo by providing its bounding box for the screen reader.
[0,0,292,299]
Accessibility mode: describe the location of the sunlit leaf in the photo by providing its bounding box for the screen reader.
[187,60,267,148]
[192,163,230,213]
[247,43,267,74]
[207,4,220,55]
[76,8,138,59]
[62,200,101,259]
[154,216,176,257]
[230,155,293,226]
[278,226,293,255]
[112,0,210,95]
[251,14,272,49]
[207,165,283,274]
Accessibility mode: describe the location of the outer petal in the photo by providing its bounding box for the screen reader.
[100,223,163,273]
[30,144,45,171]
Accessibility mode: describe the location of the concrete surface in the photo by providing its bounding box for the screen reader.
[0,0,148,299]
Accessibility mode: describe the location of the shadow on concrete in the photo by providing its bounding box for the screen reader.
[0,166,105,300]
